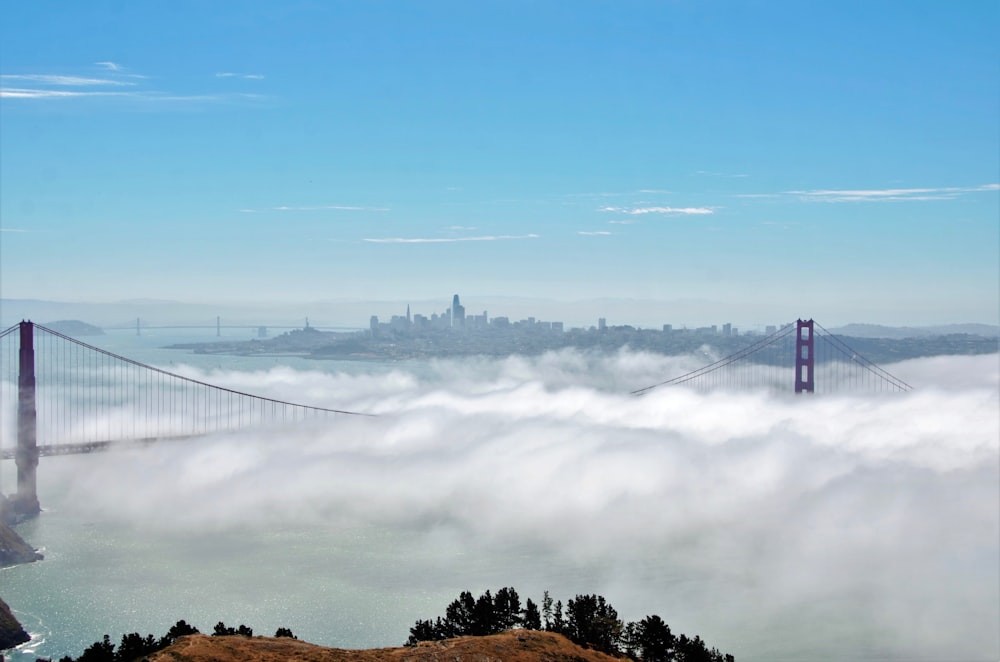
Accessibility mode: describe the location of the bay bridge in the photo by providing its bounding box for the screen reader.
[103,316,363,336]
[1,319,910,520]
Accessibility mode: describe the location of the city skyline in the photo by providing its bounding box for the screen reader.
[1,2,998,327]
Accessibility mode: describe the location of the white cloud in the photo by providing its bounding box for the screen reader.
[578,231,613,236]
[0,74,135,86]
[1,65,261,105]
[363,234,540,244]
[695,170,749,178]
[216,72,265,80]
[600,206,714,215]
[272,205,389,212]
[788,184,1000,202]
[0,88,135,99]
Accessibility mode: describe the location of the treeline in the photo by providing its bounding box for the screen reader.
[33,589,732,662]
[34,620,295,662]
[407,587,734,662]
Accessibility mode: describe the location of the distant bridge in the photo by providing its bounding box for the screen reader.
[1,318,909,519]
[100,317,363,336]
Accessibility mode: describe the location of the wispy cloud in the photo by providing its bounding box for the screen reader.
[608,220,638,225]
[600,206,714,215]
[0,88,135,99]
[1,63,262,105]
[0,228,33,233]
[241,205,389,213]
[216,72,265,80]
[565,190,672,199]
[694,170,749,178]
[788,184,999,202]
[1,74,135,86]
[363,234,539,244]
[579,231,613,236]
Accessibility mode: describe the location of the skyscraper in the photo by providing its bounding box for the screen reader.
[451,294,465,327]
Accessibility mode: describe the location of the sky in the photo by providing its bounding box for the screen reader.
[1,1,998,327]
[3,350,997,660]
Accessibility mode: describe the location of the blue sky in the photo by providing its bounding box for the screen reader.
[1,1,998,326]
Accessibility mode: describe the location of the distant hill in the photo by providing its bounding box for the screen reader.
[41,320,104,336]
[0,596,30,651]
[145,631,622,662]
[829,323,999,339]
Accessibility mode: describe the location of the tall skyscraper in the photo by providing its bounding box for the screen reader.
[451,294,465,327]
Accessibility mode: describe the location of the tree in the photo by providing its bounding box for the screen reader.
[494,587,522,630]
[472,590,495,636]
[408,616,453,645]
[635,615,674,662]
[274,627,296,639]
[115,632,158,661]
[213,621,236,636]
[542,591,553,631]
[444,591,476,636]
[76,634,115,662]
[675,634,725,662]
[550,600,566,635]
[621,621,639,660]
[565,594,623,656]
[522,598,542,631]
[158,619,199,648]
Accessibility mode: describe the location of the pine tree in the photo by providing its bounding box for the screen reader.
[522,597,542,630]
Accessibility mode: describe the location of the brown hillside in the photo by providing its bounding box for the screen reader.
[147,630,622,662]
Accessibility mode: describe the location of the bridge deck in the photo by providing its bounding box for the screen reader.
[1,435,198,460]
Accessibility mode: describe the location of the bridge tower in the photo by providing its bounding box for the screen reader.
[794,319,815,394]
[14,321,40,516]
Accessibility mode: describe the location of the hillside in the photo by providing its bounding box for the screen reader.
[146,631,621,662]
[0,597,30,651]
[0,521,43,566]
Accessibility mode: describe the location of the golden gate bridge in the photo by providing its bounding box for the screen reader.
[1,319,910,519]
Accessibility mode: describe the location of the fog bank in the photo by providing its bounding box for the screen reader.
[32,351,1000,660]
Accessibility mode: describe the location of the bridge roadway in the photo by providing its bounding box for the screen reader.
[0,435,198,460]
[103,325,364,331]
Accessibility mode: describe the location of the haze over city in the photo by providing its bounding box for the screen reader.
[1,2,998,662]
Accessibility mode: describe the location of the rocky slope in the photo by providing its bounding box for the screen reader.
[0,521,43,567]
[147,631,621,662]
[0,596,31,651]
